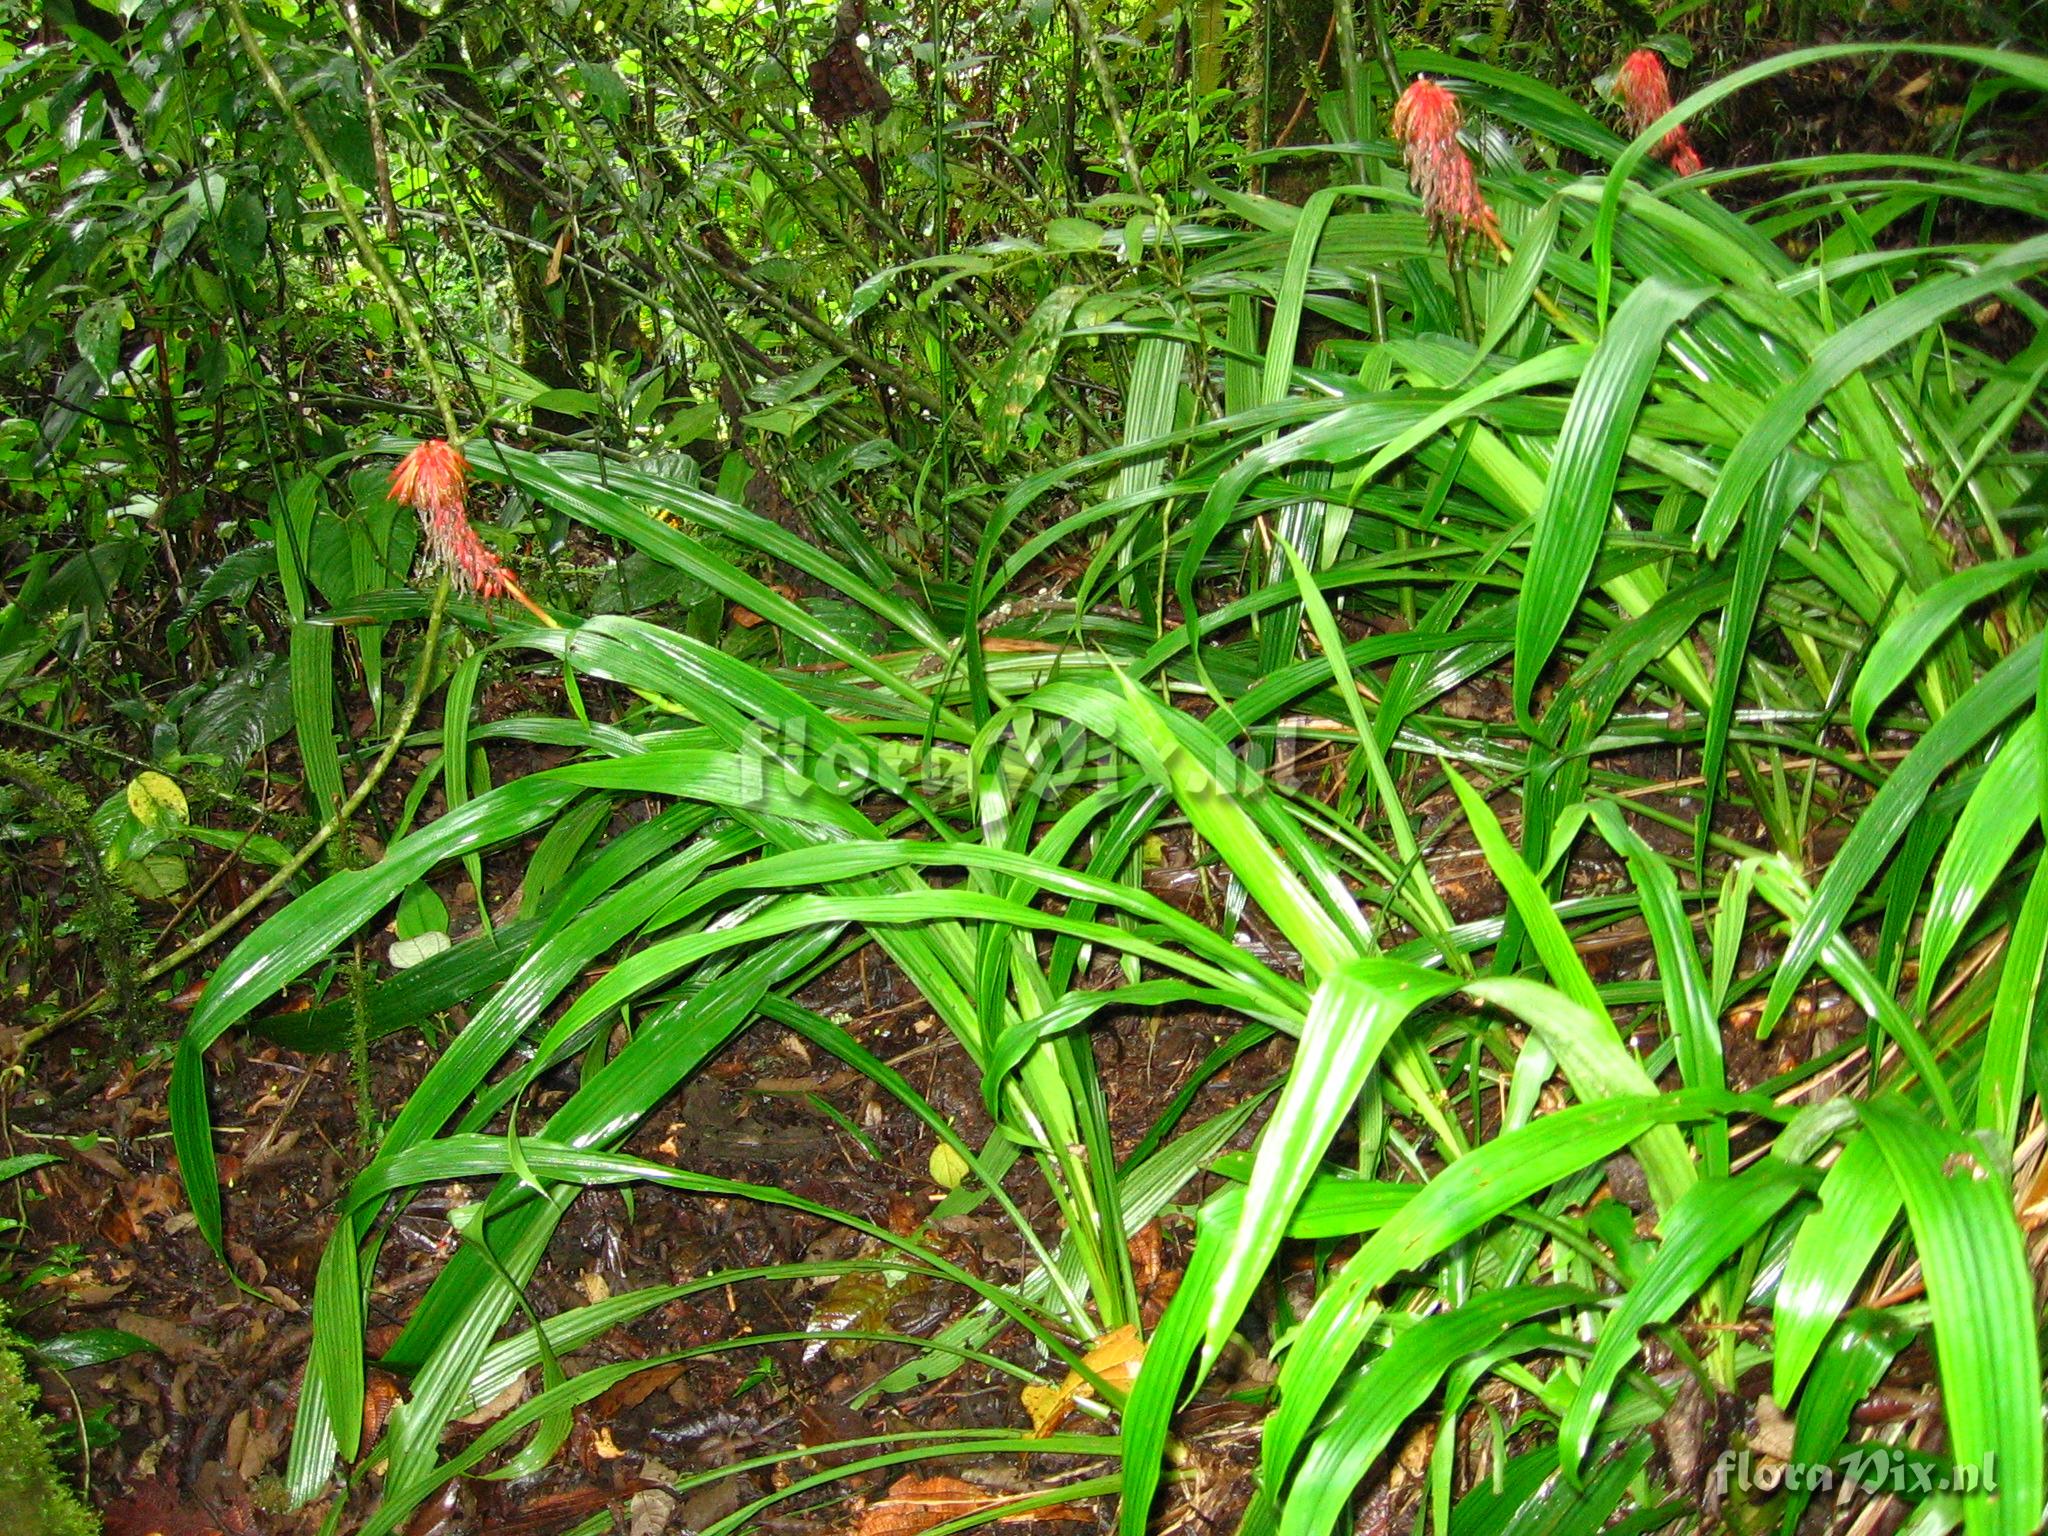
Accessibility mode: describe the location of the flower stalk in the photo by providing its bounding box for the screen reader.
[223,0,462,445]
[1390,78,1588,342]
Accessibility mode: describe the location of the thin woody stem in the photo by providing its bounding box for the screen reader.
[224,0,462,445]
[1061,0,1149,199]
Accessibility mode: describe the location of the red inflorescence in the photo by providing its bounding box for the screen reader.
[388,439,517,602]
[1390,78,1502,253]
[1615,50,1706,177]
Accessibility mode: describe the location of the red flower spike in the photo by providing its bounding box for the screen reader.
[388,439,548,621]
[1614,50,1706,176]
[389,438,466,522]
[1390,78,1502,254]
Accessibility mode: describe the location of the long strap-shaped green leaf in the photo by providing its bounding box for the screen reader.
[288,621,344,820]
[1557,1158,1809,1478]
[1858,1098,2043,1536]
[1763,635,2041,1034]
[1851,545,2048,743]
[1693,233,2048,560]
[1201,958,1461,1366]
[1283,1287,1590,1536]
[1770,1130,1902,1405]
[1590,46,2048,324]
[1513,277,1713,723]
[1697,449,1828,870]
[1917,725,2042,1011]
[1255,1091,1747,1494]
[171,776,582,1258]
[1980,858,2048,1142]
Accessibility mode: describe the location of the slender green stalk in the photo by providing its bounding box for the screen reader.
[1059,0,1148,200]
[223,0,461,445]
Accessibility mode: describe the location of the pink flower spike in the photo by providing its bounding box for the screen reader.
[388,438,539,614]
[1615,50,1676,127]
[388,438,467,524]
[1390,77,1502,254]
[1614,50,1707,176]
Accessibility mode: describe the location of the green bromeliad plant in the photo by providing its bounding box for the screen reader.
[167,32,2048,1536]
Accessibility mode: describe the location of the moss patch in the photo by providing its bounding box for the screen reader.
[0,1324,98,1536]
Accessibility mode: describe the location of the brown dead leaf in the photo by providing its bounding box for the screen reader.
[236,1126,300,1179]
[590,1360,686,1418]
[1395,1422,1435,1480]
[1140,1265,1182,1331]
[224,1240,269,1286]
[628,1458,679,1536]
[114,1310,220,1365]
[230,1406,284,1482]
[1749,1395,1798,1463]
[546,221,573,285]
[798,1399,872,1468]
[126,1172,183,1222]
[978,638,1060,655]
[105,1173,183,1244]
[2019,1152,2048,1230]
[1023,1504,1099,1525]
[66,1136,129,1179]
[886,1193,923,1235]
[363,1369,404,1445]
[1018,1381,1064,1436]
[857,1476,991,1536]
[99,1205,138,1248]
[458,1374,528,1426]
[43,1269,131,1308]
[1129,1221,1163,1292]
[856,1475,1092,1536]
[730,585,803,630]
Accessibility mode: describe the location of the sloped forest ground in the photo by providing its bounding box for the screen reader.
[5,6,2048,1536]
[0,685,1930,1536]
[11,773,1869,1533]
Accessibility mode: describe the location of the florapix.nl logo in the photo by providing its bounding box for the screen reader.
[1710,1446,1996,1502]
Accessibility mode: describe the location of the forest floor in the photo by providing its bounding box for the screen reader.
[6,38,2026,1534]
[1,698,1883,1536]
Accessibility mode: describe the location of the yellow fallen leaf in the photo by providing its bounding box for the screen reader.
[1021,1323,1143,1436]
[928,1142,971,1190]
[127,770,187,831]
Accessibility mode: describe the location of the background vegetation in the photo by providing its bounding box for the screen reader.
[2,0,2045,1533]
